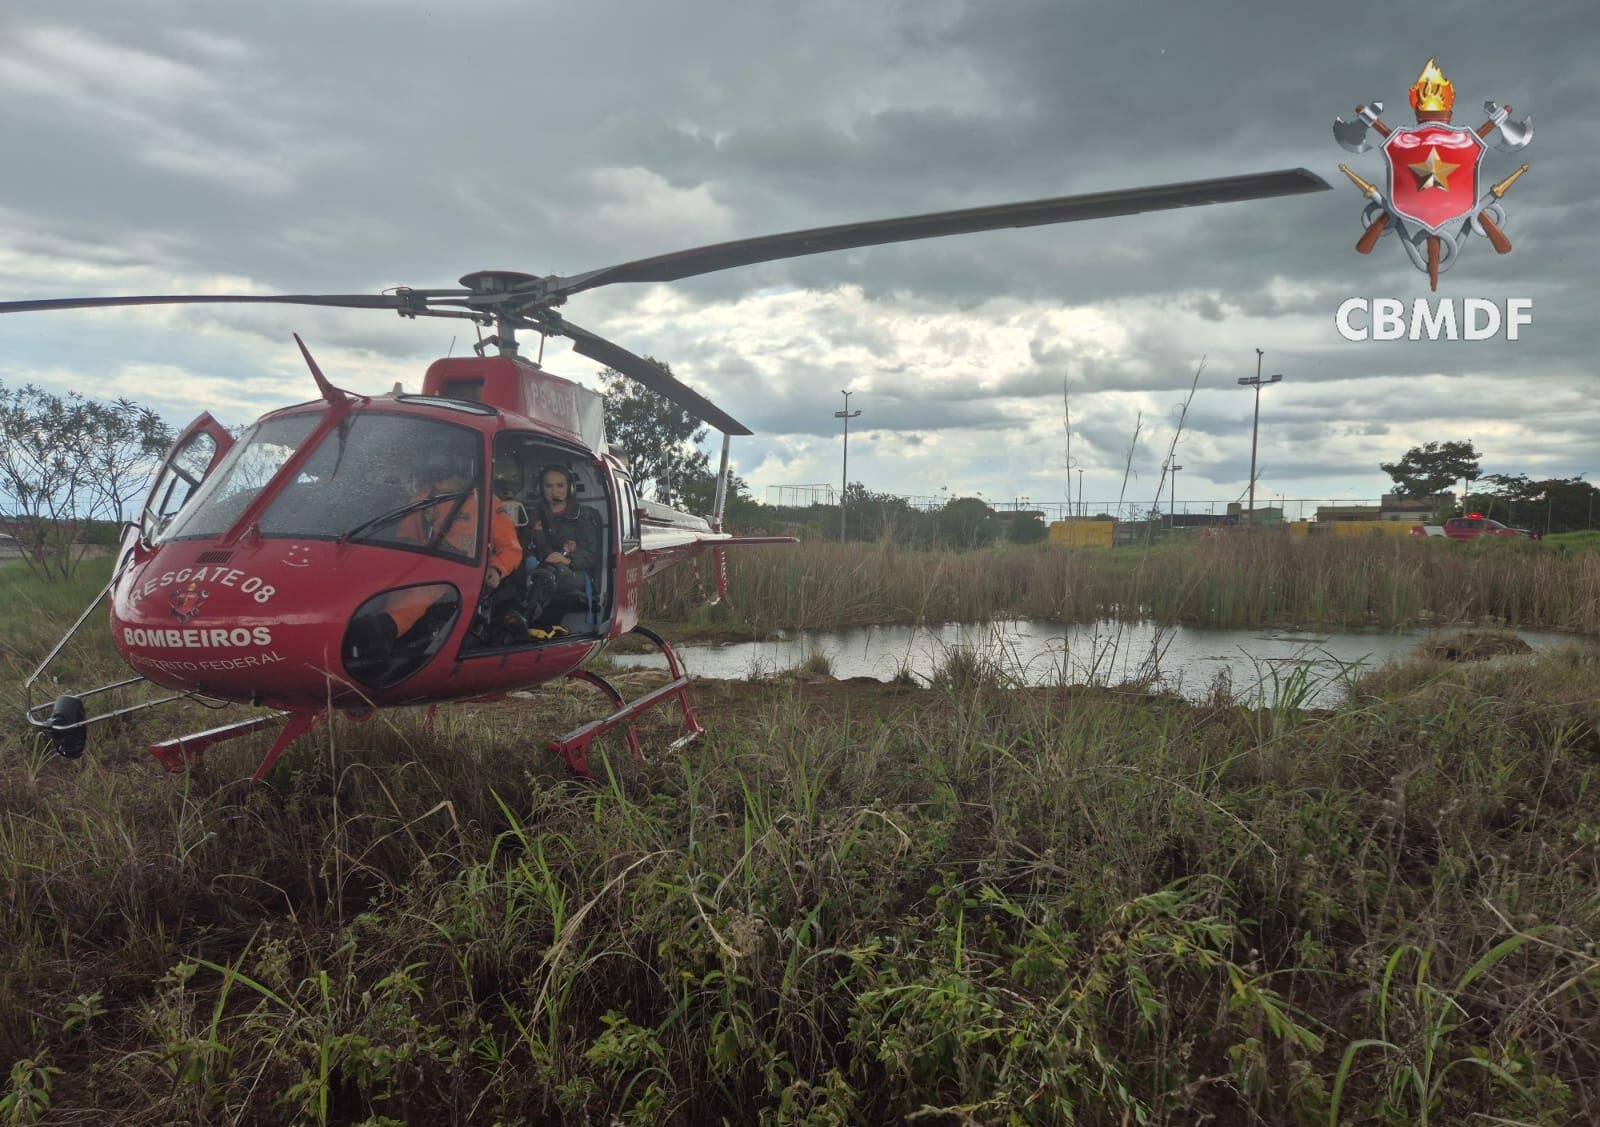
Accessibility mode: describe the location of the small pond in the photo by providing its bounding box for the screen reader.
[612,620,1588,708]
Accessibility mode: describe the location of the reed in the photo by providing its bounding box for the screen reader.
[650,536,1600,633]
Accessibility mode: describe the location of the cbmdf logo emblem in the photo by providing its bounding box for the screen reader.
[1332,57,1532,290]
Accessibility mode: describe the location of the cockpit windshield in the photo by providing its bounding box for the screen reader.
[159,413,320,542]
[159,410,486,561]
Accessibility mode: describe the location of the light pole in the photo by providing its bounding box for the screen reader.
[834,390,861,541]
[1170,464,1182,524]
[1238,350,1282,524]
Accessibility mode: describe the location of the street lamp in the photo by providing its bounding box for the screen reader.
[1170,464,1183,524]
[834,390,861,541]
[1238,349,1282,523]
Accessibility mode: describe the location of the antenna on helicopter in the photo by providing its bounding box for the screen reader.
[294,334,352,406]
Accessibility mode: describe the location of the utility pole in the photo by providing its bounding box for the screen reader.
[834,389,861,542]
[1238,350,1282,524]
[1170,463,1182,525]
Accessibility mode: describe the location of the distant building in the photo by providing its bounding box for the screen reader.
[1378,492,1452,520]
[1317,492,1451,523]
[1315,504,1381,522]
[1171,512,1231,528]
[1225,503,1284,524]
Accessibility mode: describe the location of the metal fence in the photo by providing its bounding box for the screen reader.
[765,486,1388,523]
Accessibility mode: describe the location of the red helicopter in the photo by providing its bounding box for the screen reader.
[5,167,1329,781]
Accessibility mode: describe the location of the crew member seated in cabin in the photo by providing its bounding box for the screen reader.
[521,464,601,636]
[493,460,528,527]
[386,452,522,638]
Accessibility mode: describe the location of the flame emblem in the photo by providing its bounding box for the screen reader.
[168,581,209,624]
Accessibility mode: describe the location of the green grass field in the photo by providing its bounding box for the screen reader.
[2,550,1597,1123]
[1547,529,1600,550]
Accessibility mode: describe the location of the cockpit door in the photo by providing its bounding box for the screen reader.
[139,412,233,545]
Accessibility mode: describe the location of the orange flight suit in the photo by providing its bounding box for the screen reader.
[385,489,522,636]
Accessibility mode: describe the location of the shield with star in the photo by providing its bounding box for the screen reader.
[1382,123,1486,235]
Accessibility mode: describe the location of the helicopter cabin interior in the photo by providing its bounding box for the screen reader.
[416,357,619,650]
[484,431,615,646]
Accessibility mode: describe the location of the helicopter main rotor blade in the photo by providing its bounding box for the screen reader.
[0,293,441,315]
[550,167,1330,297]
[556,317,752,436]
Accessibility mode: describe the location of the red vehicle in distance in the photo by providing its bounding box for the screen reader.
[1411,514,1541,541]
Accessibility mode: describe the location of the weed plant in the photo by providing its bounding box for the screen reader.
[2,569,1597,1121]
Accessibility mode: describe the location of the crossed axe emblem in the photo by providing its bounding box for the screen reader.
[1332,93,1533,289]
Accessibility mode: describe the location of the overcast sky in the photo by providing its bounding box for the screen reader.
[1,0,1594,516]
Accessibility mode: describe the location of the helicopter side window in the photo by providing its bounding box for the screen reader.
[140,430,218,543]
[160,413,321,542]
[616,472,640,547]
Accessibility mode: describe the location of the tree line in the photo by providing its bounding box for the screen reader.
[759,487,1048,547]
[1381,439,1598,534]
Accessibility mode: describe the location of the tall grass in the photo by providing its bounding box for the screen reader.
[2,633,1597,1122]
[3,546,1598,1121]
[650,536,1600,633]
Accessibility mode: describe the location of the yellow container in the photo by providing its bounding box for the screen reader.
[1326,520,1418,538]
[1048,520,1115,547]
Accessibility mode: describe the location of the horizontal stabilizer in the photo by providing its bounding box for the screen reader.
[640,524,795,553]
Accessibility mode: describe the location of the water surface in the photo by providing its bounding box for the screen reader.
[613,620,1585,707]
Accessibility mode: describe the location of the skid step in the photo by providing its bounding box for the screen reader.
[547,625,702,779]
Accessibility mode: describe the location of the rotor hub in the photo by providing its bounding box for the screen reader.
[459,270,544,295]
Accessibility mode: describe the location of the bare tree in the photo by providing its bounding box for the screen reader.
[0,381,172,581]
[1146,357,1206,540]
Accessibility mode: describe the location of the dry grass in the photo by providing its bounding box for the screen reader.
[649,535,1600,634]
[2,555,1597,1123]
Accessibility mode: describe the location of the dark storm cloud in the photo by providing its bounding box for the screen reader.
[1,0,1594,504]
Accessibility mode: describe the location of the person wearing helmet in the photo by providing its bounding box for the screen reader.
[387,452,522,637]
[493,459,526,524]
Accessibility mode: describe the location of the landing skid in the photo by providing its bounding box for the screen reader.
[146,709,324,782]
[24,575,219,759]
[144,625,704,784]
[33,604,701,783]
[547,625,703,779]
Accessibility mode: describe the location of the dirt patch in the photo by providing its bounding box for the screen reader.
[1416,628,1535,662]
[479,674,1191,772]
[495,672,928,737]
